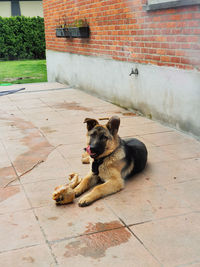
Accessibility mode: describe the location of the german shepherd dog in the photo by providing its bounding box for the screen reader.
[74,116,148,207]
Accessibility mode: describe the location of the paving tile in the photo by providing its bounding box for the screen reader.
[24,110,66,128]
[34,201,122,242]
[178,262,200,267]
[161,140,200,159]
[0,83,200,266]
[0,164,18,187]
[44,130,86,146]
[131,212,200,267]
[163,180,200,213]
[10,96,49,108]
[56,143,85,159]
[0,102,20,112]
[3,139,29,163]
[0,244,55,267]
[0,126,30,141]
[119,116,153,126]
[104,174,200,225]
[20,150,70,184]
[67,157,91,176]
[143,158,200,185]
[142,130,195,146]
[23,178,69,208]
[118,126,139,137]
[0,142,12,167]
[51,227,161,267]
[39,120,86,135]
[0,210,45,252]
[146,145,176,163]
[0,185,30,214]
[124,122,172,136]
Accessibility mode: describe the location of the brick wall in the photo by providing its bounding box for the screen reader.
[43,0,200,71]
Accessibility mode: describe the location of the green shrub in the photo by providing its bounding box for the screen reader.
[0,16,45,60]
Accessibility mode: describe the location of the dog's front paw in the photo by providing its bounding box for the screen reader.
[78,194,93,207]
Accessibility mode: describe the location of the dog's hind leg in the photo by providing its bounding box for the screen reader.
[74,172,98,197]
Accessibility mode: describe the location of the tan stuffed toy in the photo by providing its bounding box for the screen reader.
[81,150,90,164]
[52,173,81,205]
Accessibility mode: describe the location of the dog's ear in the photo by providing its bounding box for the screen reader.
[106,116,120,135]
[84,118,99,131]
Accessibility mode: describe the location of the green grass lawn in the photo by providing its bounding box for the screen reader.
[0,59,47,85]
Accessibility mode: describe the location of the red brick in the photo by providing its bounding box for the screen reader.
[43,0,200,71]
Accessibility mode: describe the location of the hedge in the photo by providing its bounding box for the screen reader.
[0,16,45,60]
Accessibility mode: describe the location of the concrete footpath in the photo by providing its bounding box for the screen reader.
[0,82,200,267]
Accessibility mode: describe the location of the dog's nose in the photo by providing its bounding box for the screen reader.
[90,145,96,153]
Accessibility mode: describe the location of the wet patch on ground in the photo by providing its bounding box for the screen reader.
[0,115,53,186]
[0,186,20,202]
[0,166,18,187]
[64,221,131,259]
[53,101,93,112]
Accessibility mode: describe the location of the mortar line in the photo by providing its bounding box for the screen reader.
[103,201,162,265]
[49,224,127,245]
[0,243,40,255]
[19,179,59,266]
[126,225,163,265]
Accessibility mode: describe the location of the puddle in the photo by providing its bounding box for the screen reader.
[64,221,131,259]
[53,101,92,112]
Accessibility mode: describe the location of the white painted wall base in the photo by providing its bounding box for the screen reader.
[46,49,200,139]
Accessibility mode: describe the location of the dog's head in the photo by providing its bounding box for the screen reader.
[84,116,120,159]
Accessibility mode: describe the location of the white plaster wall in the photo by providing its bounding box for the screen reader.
[46,50,200,138]
[20,1,43,17]
[0,2,11,17]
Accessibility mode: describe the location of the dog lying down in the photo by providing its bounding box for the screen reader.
[53,116,148,207]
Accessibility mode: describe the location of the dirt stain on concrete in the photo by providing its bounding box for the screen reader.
[40,126,57,134]
[122,112,137,116]
[22,256,35,263]
[84,221,122,234]
[12,118,53,175]
[48,216,58,221]
[0,186,20,202]
[0,166,18,187]
[0,115,53,186]
[95,207,104,212]
[64,221,131,259]
[54,101,92,112]
[21,234,29,239]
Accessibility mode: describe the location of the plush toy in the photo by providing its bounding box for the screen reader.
[81,150,90,164]
[52,173,81,205]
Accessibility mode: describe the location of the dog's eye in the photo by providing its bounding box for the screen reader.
[90,133,96,138]
[100,135,108,140]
